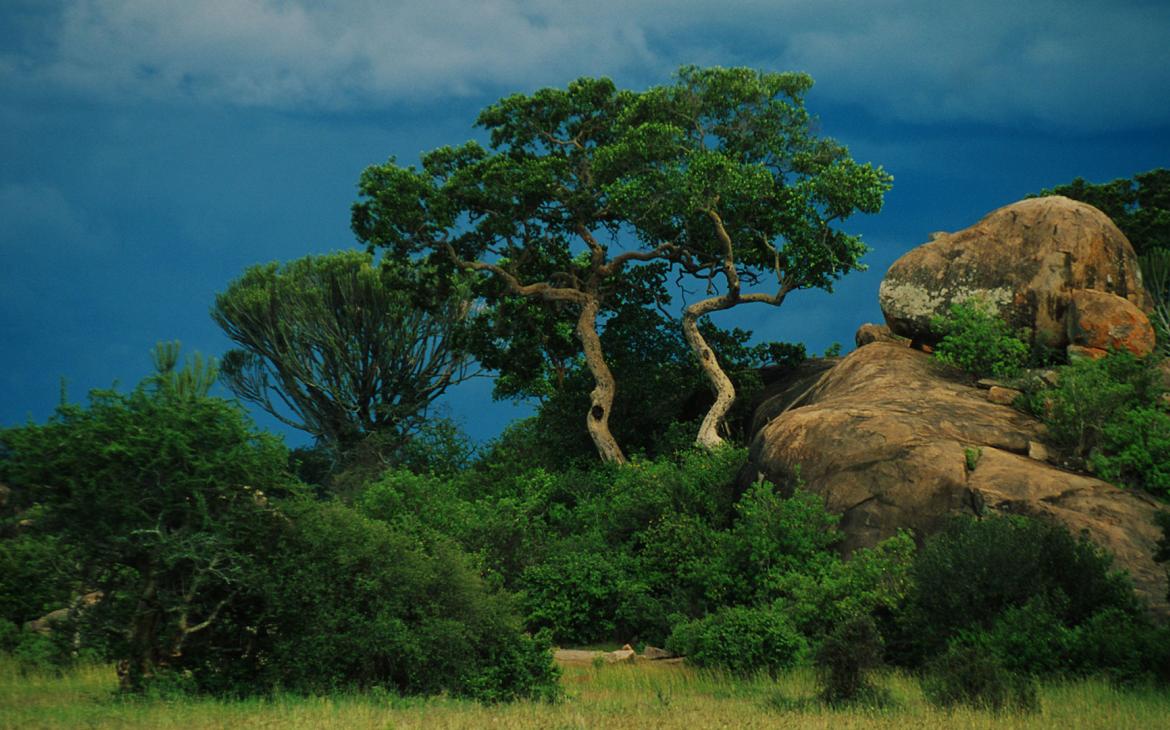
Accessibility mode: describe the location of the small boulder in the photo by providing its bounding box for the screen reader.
[607,645,636,663]
[855,323,907,348]
[1067,344,1110,361]
[986,386,1022,406]
[641,645,677,661]
[1066,288,1157,357]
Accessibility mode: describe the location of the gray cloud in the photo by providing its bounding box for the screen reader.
[1,0,1167,130]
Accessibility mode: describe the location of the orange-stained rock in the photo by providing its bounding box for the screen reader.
[1067,288,1157,356]
[879,196,1153,349]
[748,342,1169,617]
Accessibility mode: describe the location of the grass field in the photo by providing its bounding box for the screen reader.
[2,655,1168,729]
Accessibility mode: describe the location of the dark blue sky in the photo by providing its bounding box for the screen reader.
[3,1,1168,447]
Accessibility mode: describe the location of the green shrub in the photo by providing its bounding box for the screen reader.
[634,511,735,621]
[931,301,1029,379]
[779,531,915,641]
[518,545,631,645]
[895,515,1138,666]
[920,637,1039,714]
[239,500,560,701]
[665,606,806,676]
[1036,351,1163,458]
[980,596,1073,675]
[1092,406,1170,497]
[724,482,842,605]
[1066,608,1170,685]
[814,615,885,705]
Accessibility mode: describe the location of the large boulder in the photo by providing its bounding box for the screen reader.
[748,342,1169,616]
[879,196,1154,349]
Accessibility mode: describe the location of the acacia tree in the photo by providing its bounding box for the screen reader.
[353,67,890,460]
[353,79,677,464]
[607,66,892,447]
[212,250,476,457]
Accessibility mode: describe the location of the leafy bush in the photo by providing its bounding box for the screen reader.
[236,500,560,701]
[895,515,1139,666]
[0,368,299,692]
[519,546,630,645]
[724,481,843,605]
[778,531,915,640]
[814,615,885,705]
[920,637,1038,714]
[666,605,806,676]
[1066,608,1170,685]
[1092,406,1170,496]
[931,301,1029,379]
[1037,350,1163,459]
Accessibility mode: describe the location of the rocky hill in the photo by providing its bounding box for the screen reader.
[746,196,1169,615]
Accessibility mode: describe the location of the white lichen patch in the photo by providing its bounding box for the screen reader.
[879,280,1014,323]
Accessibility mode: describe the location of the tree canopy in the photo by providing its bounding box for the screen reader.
[352,66,889,461]
[212,250,476,457]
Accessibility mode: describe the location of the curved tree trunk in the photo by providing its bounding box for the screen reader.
[683,296,739,449]
[576,297,626,464]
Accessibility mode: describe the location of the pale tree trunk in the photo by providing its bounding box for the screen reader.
[576,297,626,464]
[683,296,738,449]
[683,210,793,450]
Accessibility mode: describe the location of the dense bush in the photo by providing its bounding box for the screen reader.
[0,372,298,691]
[931,301,1029,379]
[920,637,1039,714]
[1022,350,1170,497]
[0,531,75,628]
[235,501,560,701]
[894,515,1142,672]
[666,605,807,676]
[1092,406,1170,496]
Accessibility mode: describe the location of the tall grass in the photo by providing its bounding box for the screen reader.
[2,656,1167,729]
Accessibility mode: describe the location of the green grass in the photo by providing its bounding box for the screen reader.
[2,656,1168,729]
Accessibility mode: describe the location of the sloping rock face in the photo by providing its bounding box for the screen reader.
[879,196,1153,349]
[748,342,1169,615]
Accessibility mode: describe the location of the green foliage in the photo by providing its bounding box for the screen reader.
[931,301,1029,379]
[0,532,75,627]
[353,66,887,461]
[920,637,1039,714]
[242,501,559,702]
[1027,350,1170,496]
[776,531,915,641]
[723,481,842,605]
[814,615,886,706]
[964,446,982,471]
[895,515,1139,668]
[665,605,806,676]
[518,547,637,646]
[213,251,475,457]
[0,351,298,691]
[1091,406,1170,496]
